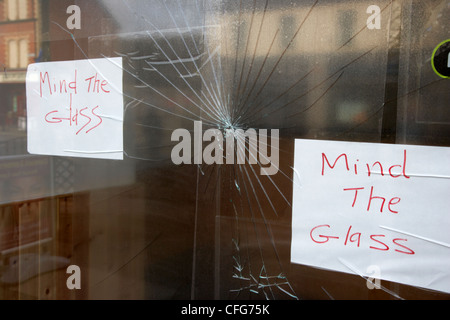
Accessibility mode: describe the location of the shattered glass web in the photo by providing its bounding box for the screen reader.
[63,0,412,299]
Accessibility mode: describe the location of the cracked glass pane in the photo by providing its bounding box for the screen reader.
[0,0,448,301]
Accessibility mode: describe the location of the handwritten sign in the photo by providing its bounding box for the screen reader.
[26,58,124,160]
[291,139,450,294]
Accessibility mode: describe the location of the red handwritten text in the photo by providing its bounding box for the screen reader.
[84,73,110,93]
[310,224,415,255]
[343,186,401,213]
[40,70,78,97]
[321,150,410,179]
[45,94,102,135]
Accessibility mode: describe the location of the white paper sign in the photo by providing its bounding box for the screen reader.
[26,57,124,160]
[291,139,450,294]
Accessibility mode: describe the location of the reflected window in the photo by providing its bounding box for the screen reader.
[234,20,247,53]
[8,39,18,68]
[6,0,28,21]
[280,15,296,48]
[338,10,357,46]
[18,0,27,20]
[8,38,28,69]
[19,38,28,67]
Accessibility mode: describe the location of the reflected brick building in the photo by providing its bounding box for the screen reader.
[0,0,41,132]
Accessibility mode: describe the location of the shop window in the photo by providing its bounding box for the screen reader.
[0,0,449,302]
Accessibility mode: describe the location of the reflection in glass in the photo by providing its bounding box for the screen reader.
[0,0,448,300]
